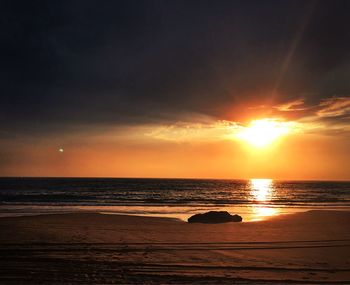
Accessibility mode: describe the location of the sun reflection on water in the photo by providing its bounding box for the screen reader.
[249,178,279,221]
[250,178,273,202]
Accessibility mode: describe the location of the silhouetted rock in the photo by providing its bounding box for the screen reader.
[188,211,242,224]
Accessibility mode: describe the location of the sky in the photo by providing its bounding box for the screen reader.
[0,0,349,179]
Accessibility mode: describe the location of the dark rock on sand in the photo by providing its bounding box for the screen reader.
[188,211,243,224]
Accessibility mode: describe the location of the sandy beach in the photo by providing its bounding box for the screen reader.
[0,210,349,284]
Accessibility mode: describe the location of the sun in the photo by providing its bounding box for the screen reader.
[236,119,291,148]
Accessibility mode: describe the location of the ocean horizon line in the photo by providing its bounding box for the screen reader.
[1,176,349,182]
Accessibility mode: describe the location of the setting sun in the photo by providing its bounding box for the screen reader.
[236,119,292,148]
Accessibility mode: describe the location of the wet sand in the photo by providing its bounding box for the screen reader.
[0,210,350,284]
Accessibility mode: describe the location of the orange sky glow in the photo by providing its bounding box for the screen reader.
[2,98,349,180]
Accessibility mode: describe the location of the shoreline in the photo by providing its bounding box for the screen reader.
[1,204,350,222]
[2,209,350,243]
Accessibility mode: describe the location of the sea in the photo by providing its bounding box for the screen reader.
[0,178,349,221]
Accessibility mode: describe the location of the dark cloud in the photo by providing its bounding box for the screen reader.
[1,0,350,136]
